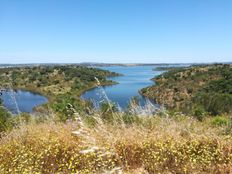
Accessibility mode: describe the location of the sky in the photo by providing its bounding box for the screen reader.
[0,0,232,64]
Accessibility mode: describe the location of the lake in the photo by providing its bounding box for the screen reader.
[0,89,48,114]
[81,66,166,110]
[0,65,185,114]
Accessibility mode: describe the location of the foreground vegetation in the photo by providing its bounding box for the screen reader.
[141,64,232,117]
[0,107,231,173]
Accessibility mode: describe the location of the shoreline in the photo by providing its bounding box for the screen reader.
[0,78,119,114]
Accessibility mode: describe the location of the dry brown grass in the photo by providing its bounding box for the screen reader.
[0,114,231,174]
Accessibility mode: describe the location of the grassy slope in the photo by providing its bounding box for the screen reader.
[141,64,232,115]
[0,112,231,173]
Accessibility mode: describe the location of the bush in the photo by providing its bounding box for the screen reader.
[0,107,13,132]
[224,117,232,134]
[193,106,205,121]
[211,116,229,127]
[121,114,139,125]
[100,102,118,123]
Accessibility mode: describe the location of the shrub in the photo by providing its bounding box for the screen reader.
[0,107,13,132]
[100,102,118,123]
[211,116,229,127]
[193,106,205,121]
[121,114,139,125]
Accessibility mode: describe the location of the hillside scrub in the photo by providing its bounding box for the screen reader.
[141,64,232,116]
[0,65,120,116]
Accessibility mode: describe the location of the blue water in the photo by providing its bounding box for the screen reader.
[81,66,166,109]
[0,90,48,114]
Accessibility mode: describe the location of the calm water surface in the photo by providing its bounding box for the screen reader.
[0,90,48,114]
[81,66,166,109]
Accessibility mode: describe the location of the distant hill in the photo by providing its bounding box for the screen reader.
[141,64,232,115]
[2,62,232,68]
[1,63,193,68]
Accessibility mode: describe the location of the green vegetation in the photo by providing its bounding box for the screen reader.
[141,64,232,116]
[0,65,119,119]
[0,65,121,134]
[211,116,230,127]
[0,106,13,132]
[153,66,183,71]
[0,65,119,97]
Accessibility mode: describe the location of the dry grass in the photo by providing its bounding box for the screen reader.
[0,113,231,174]
[0,120,121,174]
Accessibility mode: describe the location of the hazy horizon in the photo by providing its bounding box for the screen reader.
[0,61,231,65]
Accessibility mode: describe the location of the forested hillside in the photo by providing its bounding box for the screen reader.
[141,64,232,116]
[0,65,119,126]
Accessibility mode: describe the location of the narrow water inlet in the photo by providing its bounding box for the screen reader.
[0,89,48,114]
[81,66,166,109]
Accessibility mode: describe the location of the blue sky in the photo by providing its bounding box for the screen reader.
[0,0,232,64]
